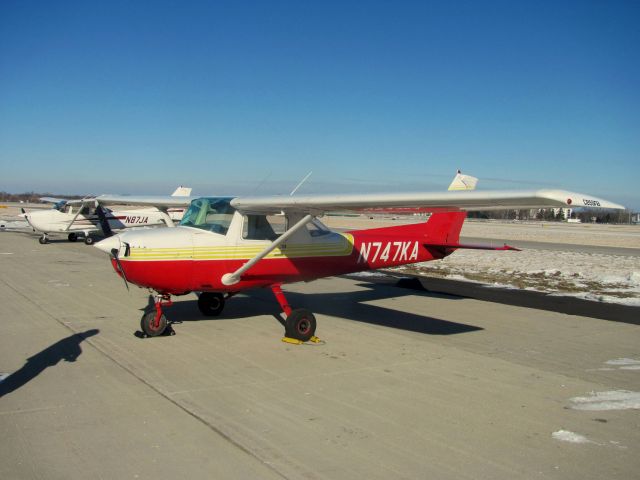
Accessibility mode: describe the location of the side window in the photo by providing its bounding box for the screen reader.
[306,219,331,237]
[243,215,287,240]
[80,206,91,215]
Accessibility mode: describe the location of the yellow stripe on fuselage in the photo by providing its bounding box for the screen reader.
[128,233,354,261]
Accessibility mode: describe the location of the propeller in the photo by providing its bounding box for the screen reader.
[110,246,129,291]
[95,205,114,237]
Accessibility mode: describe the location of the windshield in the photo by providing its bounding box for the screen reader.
[179,197,236,235]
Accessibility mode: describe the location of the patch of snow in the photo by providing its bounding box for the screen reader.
[552,430,592,444]
[347,271,392,279]
[605,358,640,367]
[409,247,640,305]
[568,390,640,411]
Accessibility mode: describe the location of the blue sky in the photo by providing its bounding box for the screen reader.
[1,1,639,208]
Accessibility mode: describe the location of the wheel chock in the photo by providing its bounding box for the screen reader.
[281,336,322,345]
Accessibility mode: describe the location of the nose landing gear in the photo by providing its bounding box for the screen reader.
[139,294,175,338]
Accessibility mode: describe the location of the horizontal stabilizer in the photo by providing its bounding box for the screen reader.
[424,242,521,251]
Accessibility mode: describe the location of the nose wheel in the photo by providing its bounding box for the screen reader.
[139,295,175,338]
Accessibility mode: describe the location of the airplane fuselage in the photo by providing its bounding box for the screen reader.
[100,209,455,295]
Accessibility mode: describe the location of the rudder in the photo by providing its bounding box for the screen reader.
[424,212,467,245]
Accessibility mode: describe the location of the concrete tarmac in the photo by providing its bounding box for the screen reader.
[1,231,639,479]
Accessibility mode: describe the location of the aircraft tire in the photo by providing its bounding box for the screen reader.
[198,292,225,316]
[140,310,168,337]
[39,236,48,244]
[68,233,78,242]
[84,236,95,245]
[285,308,316,342]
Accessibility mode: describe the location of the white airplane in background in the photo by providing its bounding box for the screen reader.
[24,186,193,245]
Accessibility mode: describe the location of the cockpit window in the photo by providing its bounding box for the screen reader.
[179,197,235,235]
[242,214,287,240]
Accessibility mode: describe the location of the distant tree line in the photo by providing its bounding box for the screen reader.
[0,191,85,203]
[467,208,635,224]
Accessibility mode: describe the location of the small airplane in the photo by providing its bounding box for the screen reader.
[93,173,624,343]
[23,187,193,245]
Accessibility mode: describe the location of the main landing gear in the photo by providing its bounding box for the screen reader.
[137,286,321,344]
[271,284,320,345]
[197,292,226,316]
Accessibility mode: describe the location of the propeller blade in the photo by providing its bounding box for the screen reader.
[110,248,129,291]
[96,206,114,237]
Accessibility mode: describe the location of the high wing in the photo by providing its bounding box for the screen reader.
[92,195,195,208]
[230,189,624,215]
[40,196,70,204]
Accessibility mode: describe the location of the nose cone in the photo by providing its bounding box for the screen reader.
[94,235,121,255]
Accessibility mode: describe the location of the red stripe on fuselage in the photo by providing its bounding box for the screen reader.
[112,228,446,295]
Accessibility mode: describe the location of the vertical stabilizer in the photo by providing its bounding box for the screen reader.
[424,211,466,245]
[172,186,192,197]
[448,170,478,191]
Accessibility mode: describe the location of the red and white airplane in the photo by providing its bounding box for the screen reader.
[23,187,192,245]
[93,175,623,343]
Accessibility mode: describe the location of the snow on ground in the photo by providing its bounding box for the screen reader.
[392,248,640,306]
[604,358,640,370]
[568,391,640,411]
[552,430,593,444]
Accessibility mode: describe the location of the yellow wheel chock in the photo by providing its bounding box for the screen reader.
[281,335,322,345]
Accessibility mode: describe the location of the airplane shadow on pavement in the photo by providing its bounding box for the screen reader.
[166,279,481,336]
[0,329,99,399]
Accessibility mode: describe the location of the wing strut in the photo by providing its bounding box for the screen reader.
[157,207,176,227]
[221,214,314,286]
[63,199,91,232]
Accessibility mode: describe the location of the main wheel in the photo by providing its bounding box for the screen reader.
[140,310,168,337]
[39,235,48,244]
[198,292,225,316]
[68,233,78,242]
[84,236,95,245]
[285,308,316,342]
